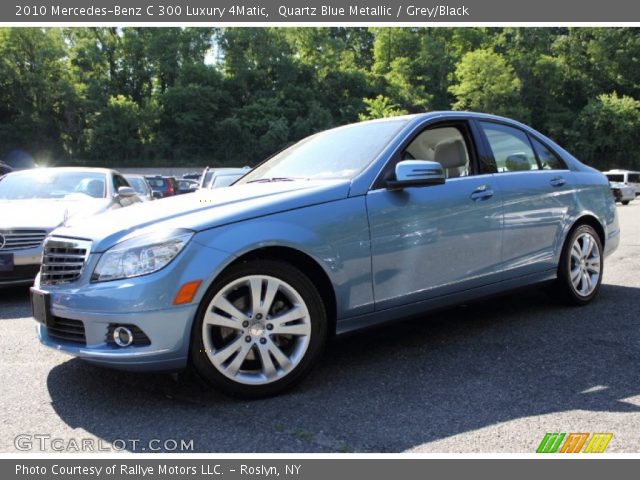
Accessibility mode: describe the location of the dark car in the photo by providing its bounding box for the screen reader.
[144,175,178,198]
[177,179,199,195]
[0,162,13,176]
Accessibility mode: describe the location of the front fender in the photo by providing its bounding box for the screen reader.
[192,196,374,319]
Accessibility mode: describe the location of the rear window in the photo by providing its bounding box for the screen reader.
[146,178,165,188]
[628,173,640,183]
[606,174,625,182]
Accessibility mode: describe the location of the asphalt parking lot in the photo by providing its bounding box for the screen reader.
[1,202,639,453]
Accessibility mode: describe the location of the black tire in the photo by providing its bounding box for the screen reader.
[622,200,630,205]
[612,190,622,202]
[190,259,327,398]
[556,224,603,306]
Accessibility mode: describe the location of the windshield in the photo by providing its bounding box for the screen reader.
[211,174,244,188]
[0,171,107,200]
[606,174,624,182]
[201,170,215,188]
[237,120,408,184]
[125,177,148,195]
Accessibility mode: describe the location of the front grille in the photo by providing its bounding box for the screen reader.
[40,237,91,285]
[0,229,47,250]
[47,317,86,345]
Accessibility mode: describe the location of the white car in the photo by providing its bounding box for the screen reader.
[0,167,140,287]
[609,181,635,205]
[199,166,251,189]
[604,170,640,196]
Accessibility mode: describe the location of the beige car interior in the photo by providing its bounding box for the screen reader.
[404,127,470,178]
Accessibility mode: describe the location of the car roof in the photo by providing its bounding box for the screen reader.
[6,167,114,175]
[357,110,531,127]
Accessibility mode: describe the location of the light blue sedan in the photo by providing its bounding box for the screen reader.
[31,112,620,397]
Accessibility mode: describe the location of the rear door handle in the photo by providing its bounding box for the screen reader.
[550,176,566,187]
[470,185,494,201]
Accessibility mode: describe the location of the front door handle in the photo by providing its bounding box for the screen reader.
[470,185,494,201]
[550,176,566,187]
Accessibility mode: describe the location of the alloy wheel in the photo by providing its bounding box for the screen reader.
[201,275,312,385]
[569,232,601,297]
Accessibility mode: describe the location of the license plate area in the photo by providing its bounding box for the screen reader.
[31,288,52,326]
[0,253,13,272]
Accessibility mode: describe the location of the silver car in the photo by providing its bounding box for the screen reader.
[124,174,158,201]
[199,167,251,189]
[0,167,140,287]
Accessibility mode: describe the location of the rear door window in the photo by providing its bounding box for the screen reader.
[480,122,539,172]
[530,137,567,170]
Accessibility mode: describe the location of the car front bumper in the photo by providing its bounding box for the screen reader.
[35,304,198,372]
[0,245,42,287]
[33,238,234,372]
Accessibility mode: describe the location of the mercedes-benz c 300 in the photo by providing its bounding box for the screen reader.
[31,112,619,397]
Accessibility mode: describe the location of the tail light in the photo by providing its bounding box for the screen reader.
[166,180,174,196]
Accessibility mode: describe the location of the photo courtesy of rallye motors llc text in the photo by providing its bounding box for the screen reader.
[15,464,300,476]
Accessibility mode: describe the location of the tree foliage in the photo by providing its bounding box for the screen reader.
[1,27,640,170]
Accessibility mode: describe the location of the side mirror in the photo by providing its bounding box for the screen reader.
[117,186,136,198]
[386,160,446,190]
[152,190,163,199]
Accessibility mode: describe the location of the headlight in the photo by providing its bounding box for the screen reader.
[91,229,194,282]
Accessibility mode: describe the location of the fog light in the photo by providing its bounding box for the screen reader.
[113,326,134,347]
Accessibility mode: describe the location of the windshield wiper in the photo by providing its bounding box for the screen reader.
[246,177,300,184]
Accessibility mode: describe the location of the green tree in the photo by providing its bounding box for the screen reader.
[88,95,144,164]
[449,48,528,120]
[0,28,79,162]
[358,95,407,121]
[574,92,640,169]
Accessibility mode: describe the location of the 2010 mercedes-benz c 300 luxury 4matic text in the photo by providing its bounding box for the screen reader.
[31,112,620,397]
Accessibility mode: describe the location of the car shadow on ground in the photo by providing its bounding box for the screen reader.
[46,283,640,452]
[0,286,30,320]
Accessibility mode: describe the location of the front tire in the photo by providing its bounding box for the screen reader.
[557,224,603,305]
[190,259,327,398]
[622,200,630,205]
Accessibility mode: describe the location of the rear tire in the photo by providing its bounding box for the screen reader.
[556,224,603,306]
[190,259,327,398]
[622,200,630,205]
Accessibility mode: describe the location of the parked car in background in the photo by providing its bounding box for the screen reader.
[144,175,178,198]
[177,179,199,195]
[31,112,619,398]
[206,167,251,189]
[0,162,13,176]
[603,169,640,196]
[199,167,250,189]
[124,174,157,202]
[609,181,635,205]
[0,167,140,287]
[182,172,203,181]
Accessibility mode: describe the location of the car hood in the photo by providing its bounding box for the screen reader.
[53,179,352,252]
[0,197,113,230]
